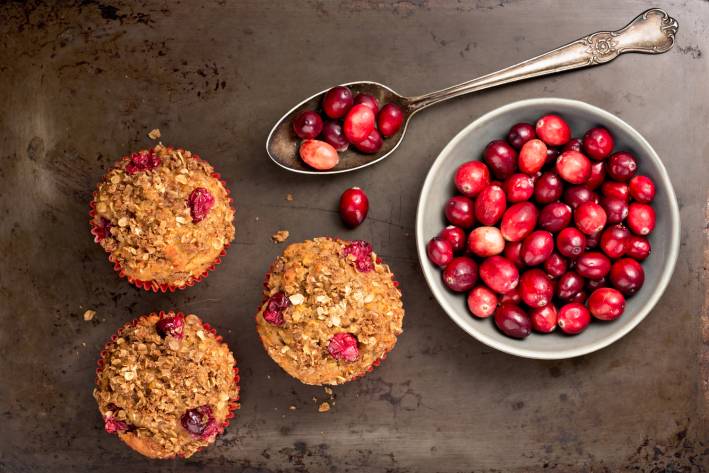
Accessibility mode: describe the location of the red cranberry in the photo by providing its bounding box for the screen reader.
[343,104,376,143]
[442,257,478,292]
[156,313,185,338]
[588,287,625,321]
[328,333,359,361]
[353,93,379,114]
[628,175,656,203]
[263,292,291,326]
[504,241,525,269]
[519,139,547,175]
[543,252,568,278]
[125,150,161,174]
[520,230,554,266]
[557,271,585,300]
[556,150,591,184]
[536,114,571,146]
[94,217,113,242]
[582,127,614,160]
[474,185,506,225]
[557,302,591,334]
[504,173,534,202]
[188,187,215,223]
[586,161,606,190]
[585,231,600,250]
[507,122,536,149]
[320,121,349,152]
[574,202,607,235]
[601,181,630,202]
[182,405,218,439]
[625,235,651,260]
[339,187,369,228]
[500,202,538,242]
[438,226,466,254]
[494,303,531,339]
[519,269,554,308]
[563,138,583,153]
[377,103,404,137]
[299,139,339,170]
[479,256,519,294]
[599,225,630,259]
[343,240,374,272]
[467,226,505,257]
[563,185,598,210]
[530,305,558,333]
[545,147,560,167]
[427,237,454,268]
[586,276,607,291]
[600,197,629,224]
[575,251,611,281]
[322,86,353,119]
[467,286,498,318]
[104,414,129,434]
[610,258,645,295]
[292,110,323,139]
[607,152,638,181]
[539,202,572,233]
[483,140,518,179]
[445,195,475,228]
[354,128,383,154]
[500,287,522,305]
[556,227,587,258]
[454,161,490,197]
[627,203,656,236]
[534,172,564,204]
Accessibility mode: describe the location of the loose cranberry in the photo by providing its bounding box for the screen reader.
[600,197,629,225]
[601,181,630,201]
[520,230,554,266]
[320,121,349,152]
[543,252,568,278]
[530,305,558,333]
[539,202,573,233]
[627,203,656,236]
[483,140,518,179]
[625,235,651,260]
[181,405,218,439]
[455,161,491,197]
[533,172,564,204]
[353,93,379,114]
[607,151,638,181]
[343,104,376,144]
[467,226,505,257]
[557,271,585,300]
[536,114,571,146]
[586,161,607,190]
[504,241,525,269]
[556,150,591,184]
[504,173,534,202]
[519,139,548,175]
[426,237,454,267]
[479,256,520,294]
[156,313,185,338]
[343,240,374,272]
[292,110,323,139]
[556,227,587,258]
[599,225,630,259]
[353,128,383,154]
[519,269,554,308]
[475,185,506,225]
[582,127,614,160]
[507,122,536,149]
[377,103,404,137]
[574,202,607,235]
[263,291,290,326]
[563,138,583,153]
[500,202,538,242]
[557,302,591,334]
[575,251,611,281]
[588,287,625,321]
[467,286,498,318]
[442,257,478,292]
[438,226,466,254]
[628,175,656,203]
[328,333,360,361]
[445,195,475,228]
[125,150,161,174]
[322,86,353,119]
[299,139,340,170]
[609,258,645,295]
[188,187,215,223]
[563,185,598,210]
[339,187,369,228]
[494,303,531,339]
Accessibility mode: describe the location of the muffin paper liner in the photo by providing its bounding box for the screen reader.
[89,148,234,292]
[95,311,240,459]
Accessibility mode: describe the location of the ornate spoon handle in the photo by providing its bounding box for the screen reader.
[407,9,678,111]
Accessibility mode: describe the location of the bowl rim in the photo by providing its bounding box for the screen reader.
[415,97,681,360]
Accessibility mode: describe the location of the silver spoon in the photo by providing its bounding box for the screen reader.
[267,8,677,175]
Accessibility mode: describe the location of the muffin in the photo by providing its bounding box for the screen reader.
[256,237,405,385]
[90,144,235,291]
[94,312,239,459]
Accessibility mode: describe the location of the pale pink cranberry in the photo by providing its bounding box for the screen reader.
[343,104,376,143]
[125,150,161,174]
[582,127,614,160]
[628,175,656,203]
[610,258,645,295]
[607,151,637,181]
[438,226,466,254]
[263,292,290,326]
[479,256,519,294]
[519,268,554,308]
[454,161,490,197]
[328,333,359,361]
[494,303,531,339]
[518,139,548,175]
[627,203,656,236]
[507,122,536,149]
[625,235,651,260]
[536,114,571,146]
[574,202,607,235]
[557,302,591,334]
[474,185,507,226]
[322,86,353,119]
[292,110,323,139]
[188,187,215,223]
[500,202,538,242]
[339,187,369,228]
[442,257,478,292]
[556,150,591,184]
[467,286,498,318]
[181,405,219,439]
[504,173,535,202]
[343,240,374,272]
[483,140,518,179]
[520,230,554,266]
[445,195,475,228]
[530,305,558,333]
[156,313,185,338]
[588,287,625,321]
[467,226,505,257]
[300,139,339,170]
[377,103,404,137]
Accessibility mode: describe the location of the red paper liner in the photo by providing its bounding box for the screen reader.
[89,147,235,292]
[95,311,240,459]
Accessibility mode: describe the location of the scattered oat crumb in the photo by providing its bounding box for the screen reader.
[286,193,294,202]
[289,405,297,411]
[148,128,161,140]
[312,396,318,402]
[324,387,333,396]
[318,402,330,413]
[83,310,96,321]
[272,230,290,243]
[255,216,260,221]
[82,342,86,347]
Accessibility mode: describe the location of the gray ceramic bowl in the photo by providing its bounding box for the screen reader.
[416,98,680,359]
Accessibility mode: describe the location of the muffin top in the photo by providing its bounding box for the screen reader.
[94,312,239,459]
[256,238,405,385]
[91,144,235,288]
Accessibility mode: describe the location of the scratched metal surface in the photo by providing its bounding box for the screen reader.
[0,1,707,472]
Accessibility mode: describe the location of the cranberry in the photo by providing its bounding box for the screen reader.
[467,226,505,257]
[556,227,587,258]
[320,121,349,152]
[519,269,554,308]
[353,93,379,114]
[610,258,645,295]
[588,287,625,321]
[377,103,404,137]
[339,187,369,228]
[563,138,583,153]
[585,231,600,250]
[520,230,554,266]
[574,202,607,235]
[600,197,629,224]
[427,237,454,267]
[467,286,498,318]
[557,271,585,300]
[263,292,291,326]
[545,147,560,167]
[627,203,656,236]
[563,185,598,210]
[474,185,506,225]
[454,161,491,197]
[343,240,374,272]
[543,252,568,278]
[586,161,606,190]
[125,150,161,174]
[479,256,520,294]
[181,405,218,439]
[299,139,339,170]
[94,217,113,241]
[557,302,591,334]
[500,202,538,241]
[507,122,536,149]
[536,114,571,146]
[442,257,478,292]
[445,195,475,228]
[343,104,376,144]
[628,175,656,203]
[530,305,558,333]
[607,151,638,181]
[582,127,614,160]
[533,172,564,204]
[599,225,630,259]
[504,241,525,269]
[500,287,522,304]
[575,251,611,281]
[483,140,518,179]
[292,110,323,139]
[438,226,466,254]
[625,235,651,260]
[156,313,185,338]
[322,86,353,119]
[539,202,572,233]
[353,128,383,154]
[104,415,129,434]
[601,181,630,202]
[188,187,215,223]
[586,276,607,291]
[556,150,591,184]
[504,173,534,202]
[519,139,548,175]
[569,289,588,304]
[328,333,360,361]
[494,303,531,339]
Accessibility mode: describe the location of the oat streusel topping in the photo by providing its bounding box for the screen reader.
[256,238,405,385]
[91,145,235,287]
[94,313,239,459]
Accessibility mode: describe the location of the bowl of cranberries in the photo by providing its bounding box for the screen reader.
[416,98,679,359]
